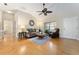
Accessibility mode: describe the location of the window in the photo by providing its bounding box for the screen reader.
[44,22,56,32]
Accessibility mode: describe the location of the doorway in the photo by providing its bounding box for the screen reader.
[2,12,16,40]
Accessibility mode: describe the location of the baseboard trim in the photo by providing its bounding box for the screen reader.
[60,37,79,40]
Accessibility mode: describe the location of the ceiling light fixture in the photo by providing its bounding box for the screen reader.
[37,3,52,16]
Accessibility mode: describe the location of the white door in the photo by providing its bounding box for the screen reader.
[62,17,78,39]
[4,19,14,39]
[2,12,15,40]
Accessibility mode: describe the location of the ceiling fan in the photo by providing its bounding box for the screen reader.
[37,3,52,16]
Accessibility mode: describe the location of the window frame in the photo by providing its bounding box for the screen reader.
[44,21,56,32]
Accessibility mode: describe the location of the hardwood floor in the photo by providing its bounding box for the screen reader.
[0,37,79,55]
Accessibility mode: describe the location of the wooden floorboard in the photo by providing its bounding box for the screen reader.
[0,37,79,55]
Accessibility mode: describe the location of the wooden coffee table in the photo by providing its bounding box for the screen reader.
[36,34,45,39]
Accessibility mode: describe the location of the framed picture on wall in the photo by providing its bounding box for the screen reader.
[29,20,35,26]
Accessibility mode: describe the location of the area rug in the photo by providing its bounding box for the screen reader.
[29,36,50,45]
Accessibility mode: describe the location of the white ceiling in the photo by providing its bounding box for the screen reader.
[0,3,79,19]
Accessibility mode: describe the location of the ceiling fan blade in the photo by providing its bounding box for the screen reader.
[46,11,52,13]
[36,11,42,12]
[39,12,43,15]
[44,13,47,16]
